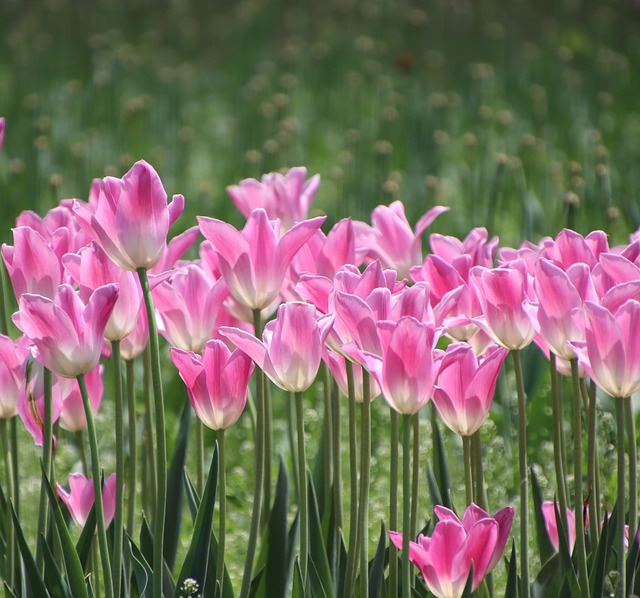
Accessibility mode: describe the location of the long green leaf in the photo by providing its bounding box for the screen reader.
[141,517,175,597]
[589,510,613,597]
[461,564,474,598]
[40,534,71,598]
[11,503,49,598]
[505,540,519,598]
[75,504,96,572]
[126,533,152,598]
[368,521,386,598]
[164,401,191,570]
[174,443,219,598]
[41,463,89,598]
[553,500,579,597]
[308,476,334,598]
[531,554,562,598]
[291,558,306,598]
[430,412,452,510]
[530,467,555,565]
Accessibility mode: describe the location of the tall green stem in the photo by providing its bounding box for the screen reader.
[331,380,343,531]
[112,340,125,598]
[359,371,371,597]
[78,373,114,598]
[295,391,309,582]
[196,418,205,496]
[138,267,167,598]
[142,345,156,524]
[402,414,412,598]
[322,364,333,512]
[581,377,599,544]
[36,367,53,572]
[126,359,137,538]
[389,409,399,598]
[615,395,626,598]
[570,359,589,596]
[1,418,15,592]
[10,418,19,517]
[511,349,529,598]
[472,431,488,510]
[216,431,227,595]
[343,361,360,598]
[463,435,473,507]
[239,309,266,598]
[411,413,420,544]
[625,399,637,543]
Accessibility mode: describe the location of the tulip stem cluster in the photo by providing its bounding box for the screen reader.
[402,413,412,598]
[295,391,309,582]
[625,399,637,549]
[615,395,627,597]
[389,409,399,598]
[111,340,125,598]
[216,429,227,595]
[358,372,372,597]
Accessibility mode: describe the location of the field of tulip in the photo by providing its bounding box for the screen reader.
[2,1,640,598]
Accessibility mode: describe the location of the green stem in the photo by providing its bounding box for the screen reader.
[570,359,589,596]
[295,391,309,583]
[239,310,266,598]
[196,418,204,496]
[10,418,19,517]
[463,435,473,507]
[78,373,114,598]
[142,343,156,525]
[138,267,167,598]
[322,364,333,513]
[625,398,637,542]
[511,349,529,598]
[1,418,15,592]
[287,396,299,499]
[550,354,570,540]
[343,361,360,598]
[615,395,627,598]
[75,430,88,476]
[126,359,137,537]
[402,414,412,598]
[216,430,227,595]
[581,376,599,544]
[36,367,53,572]
[359,371,371,597]
[472,431,488,510]
[389,409,399,598]
[331,380,343,531]
[590,382,602,529]
[263,350,272,524]
[411,413,420,543]
[112,340,125,598]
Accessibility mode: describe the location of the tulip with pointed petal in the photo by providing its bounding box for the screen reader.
[57,472,117,529]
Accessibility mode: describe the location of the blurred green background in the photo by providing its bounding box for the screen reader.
[2,0,640,247]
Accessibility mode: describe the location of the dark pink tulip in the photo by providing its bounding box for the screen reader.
[429,227,498,268]
[57,472,117,529]
[13,283,119,378]
[0,117,5,151]
[153,263,229,353]
[170,340,254,430]
[72,160,185,271]
[58,364,104,432]
[63,242,143,341]
[228,167,320,232]
[541,500,577,553]
[198,208,325,310]
[432,343,507,436]
[221,301,333,393]
[148,225,200,276]
[470,261,536,350]
[0,335,31,419]
[355,201,449,279]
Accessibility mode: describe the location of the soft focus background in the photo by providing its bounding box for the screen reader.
[2,0,640,247]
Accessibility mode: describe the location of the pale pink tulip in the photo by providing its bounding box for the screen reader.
[119,303,149,361]
[198,208,324,310]
[58,365,104,431]
[432,343,508,436]
[57,472,117,529]
[153,263,229,353]
[0,334,30,419]
[539,229,609,271]
[429,227,498,268]
[228,167,320,232]
[322,348,381,404]
[540,501,577,553]
[170,340,254,430]
[13,283,118,378]
[63,242,143,341]
[355,201,449,279]
[72,160,185,271]
[148,225,200,276]
[390,502,512,598]
[221,301,333,393]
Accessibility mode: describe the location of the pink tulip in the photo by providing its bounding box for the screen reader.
[352,316,440,415]
[227,167,320,232]
[119,302,149,361]
[221,301,333,393]
[63,242,143,341]
[322,347,381,403]
[72,160,185,271]
[540,501,577,553]
[56,472,117,529]
[539,229,609,271]
[58,365,104,432]
[355,201,449,279]
[429,227,498,268]
[153,263,229,353]
[390,502,513,598]
[170,340,254,430]
[148,225,200,277]
[198,208,325,310]
[0,117,5,151]
[13,283,119,378]
[470,261,536,350]
[432,343,508,436]
[0,334,30,419]
[570,299,640,398]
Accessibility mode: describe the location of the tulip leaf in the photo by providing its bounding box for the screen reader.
[368,521,386,598]
[530,467,555,565]
[125,533,151,598]
[531,553,562,598]
[590,510,613,597]
[140,517,175,597]
[626,515,640,592]
[40,533,72,598]
[40,462,89,598]
[308,476,334,598]
[553,500,577,588]
[75,504,96,572]
[461,563,474,598]
[173,443,219,598]
[426,464,443,511]
[429,409,452,510]
[11,503,50,598]
[164,401,191,570]
[308,557,329,598]
[504,539,519,598]
[291,558,305,598]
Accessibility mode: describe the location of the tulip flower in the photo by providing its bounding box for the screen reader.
[119,303,149,361]
[13,283,118,378]
[228,166,320,232]
[220,301,332,393]
[58,365,104,432]
[390,502,513,598]
[0,334,30,419]
[429,227,498,268]
[541,501,577,553]
[322,348,381,404]
[170,340,254,431]
[0,117,5,151]
[56,472,117,529]
[198,208,325,311]
[72,160,185,272]
[432,343,508,437]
